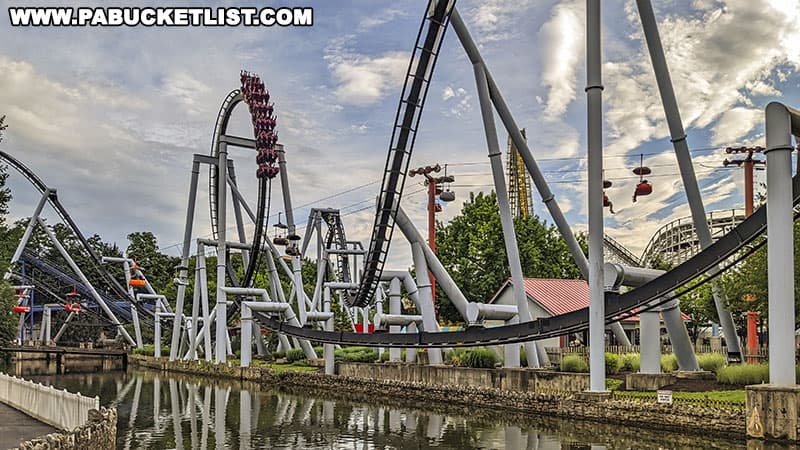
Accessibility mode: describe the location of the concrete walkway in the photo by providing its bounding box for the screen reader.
[0,402,57,449]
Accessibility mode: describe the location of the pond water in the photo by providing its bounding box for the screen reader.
[27,369,779,449]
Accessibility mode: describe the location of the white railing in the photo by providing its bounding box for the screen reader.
[0,372,99,430]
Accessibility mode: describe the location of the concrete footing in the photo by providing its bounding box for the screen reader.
[574,391,611,402]
[746,384,800,441]
[674,370,714,380]
[626,373,675,391]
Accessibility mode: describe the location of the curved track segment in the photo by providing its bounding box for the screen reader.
[257,175,799,347]
[353,0,456,307]
[0,150,135,304]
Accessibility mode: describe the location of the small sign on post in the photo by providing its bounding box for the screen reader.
[657,390,673,405]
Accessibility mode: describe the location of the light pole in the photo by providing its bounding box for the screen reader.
[408,164,455,309]
[723,146,765,363]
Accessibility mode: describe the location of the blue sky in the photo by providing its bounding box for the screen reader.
[1,0,799,267]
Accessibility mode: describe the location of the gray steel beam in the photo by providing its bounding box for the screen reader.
[170,160,200,360]
[215,142,229,363]
[764,102,797,385]
[450,8,589,279]
[586,0,606,392]
[635,0,741,358]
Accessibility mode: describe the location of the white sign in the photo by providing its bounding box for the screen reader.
[657,390,673,405]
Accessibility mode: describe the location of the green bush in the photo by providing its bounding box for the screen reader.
[717,364,770,385]
[286,348,306,363]
[133,345,154,356]
[561,354,589,373]
[697,353,727,373]
[605,352,622,374]
[660,354,678,373]
[445,348,468,367]
[313,346,323,356]
[520,348,527,367]
[334,346,379,363]
[379,351,389,362]
[272,350,286,359]
[463,348,498,369]
[621,353,640,372]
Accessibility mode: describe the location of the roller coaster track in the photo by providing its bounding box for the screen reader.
[208,89,270,289]
[0,150,135,304]
[352,0,456,307]
[320,209,352,283]
[256,174,800,347]
[18,251,138,323]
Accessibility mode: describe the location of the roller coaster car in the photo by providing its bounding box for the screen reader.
[65,303,81,313]
[439,190,455,202]
[12,306,30,314]
[287,234,301,241]
[129,279,147,288]
[285,245,301,257]
[273,236,289,246]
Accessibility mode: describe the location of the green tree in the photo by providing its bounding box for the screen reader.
[434,191,583,323]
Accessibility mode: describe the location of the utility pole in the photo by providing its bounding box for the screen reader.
[408,164,455,309]
[723,146,765,363]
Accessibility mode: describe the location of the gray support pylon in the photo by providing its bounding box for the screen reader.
[188,262,201,360]
[43,307,51,345]
[410,242,443,365]
[253,322,267,356]
[450,8,589,278]
[198,244,212,360]
[609,322,632,348]
[154,302,162,358]
[240,304,253,367]
[586,0,606,392]
[227,164,250,268]
[323,286,335,375]
[473,60,539,369]
[53,311,75,343]
[122,259,143,349]
[635,0,741,358]
[5,191,49,280]
[37,217,135,345]
[661,298,699,371]
[764,102,797,386]
[394,206,470,318]
[405,322,418,363]
[388,278,402,362]
[171,161,200,360]
[215,142,229,363]
[639,310,661,373]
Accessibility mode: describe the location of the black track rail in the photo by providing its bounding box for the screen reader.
[0,150,137,304]
[208,89,268,289]
[353,0,456,307]
[257,174,800,347]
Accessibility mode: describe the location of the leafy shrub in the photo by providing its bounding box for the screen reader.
[272,350,286,359]
[696,353,727,373]
[445,348,468,367]
[621,353,640,372]
[313,346,323,356]
[605,352,622,374]
[463,349,498,369]
[561,354,589,373]
[380,351,390,362]
[334,346,379,363]
[133,345,154,356]
[660,354,678,373]
[286,348,306,363]
[520,348,527,367]
[717,364,769,385]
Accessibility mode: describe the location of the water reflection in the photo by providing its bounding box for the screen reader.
[28,370,764,449]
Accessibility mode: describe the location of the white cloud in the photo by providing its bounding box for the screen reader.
[538,0,585,120]
[358,8,408,32]
[324,37,408,106]
[710,107,762,145]
[466,0,535,42]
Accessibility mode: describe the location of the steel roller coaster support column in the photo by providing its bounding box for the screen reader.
[636,0,742,359]
[215,142,229,364]
[4,191,48,281]
[764,102,798,386]
[473,61,539,369]
[411,242,443,365]
[37,216,136,346]
[586,0,606,392]
[389,278,402,362]
[171,160,200,360]
[450,8,589,280]
[323,286,335,375]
